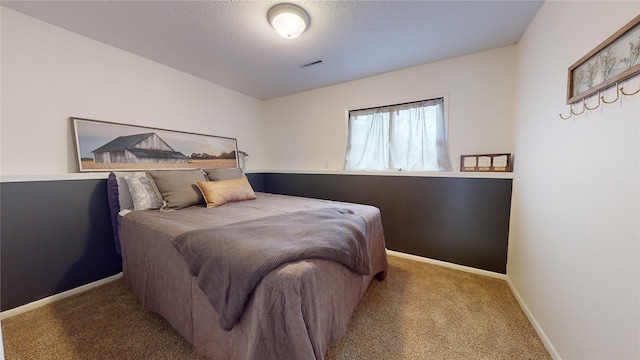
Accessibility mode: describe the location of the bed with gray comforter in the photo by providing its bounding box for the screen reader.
[120,192,388,360]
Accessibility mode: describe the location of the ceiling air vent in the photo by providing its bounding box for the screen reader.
[299,60,322,69]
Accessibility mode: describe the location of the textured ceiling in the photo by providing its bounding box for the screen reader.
[1,1,544,100]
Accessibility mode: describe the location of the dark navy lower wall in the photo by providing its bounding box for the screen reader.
[260,173,512,274]
[1,179,121,311]
[0,172,511,311]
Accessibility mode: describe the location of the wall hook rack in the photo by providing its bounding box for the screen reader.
[559,77,640,120]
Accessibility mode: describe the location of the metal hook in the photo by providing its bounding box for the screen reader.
[559,107,573,120]
[559,101,577,120]
[571,99,586,116]
[620,84,640,96]
[584,93,601,111]
[601,82,620,104]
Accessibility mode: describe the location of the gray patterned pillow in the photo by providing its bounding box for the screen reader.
[123,172,164,211]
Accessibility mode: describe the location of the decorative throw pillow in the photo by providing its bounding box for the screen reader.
[106,173,123,255]
[195,176,257,208]
[146,169,207,211]
[202,167,243,181]
[113,171,136,210]
[123,172,164,211]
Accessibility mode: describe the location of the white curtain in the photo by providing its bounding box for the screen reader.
[344,98,451,171]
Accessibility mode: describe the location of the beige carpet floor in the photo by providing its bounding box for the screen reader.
[2,254,550,359]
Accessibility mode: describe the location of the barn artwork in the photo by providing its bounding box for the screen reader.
[92,133,189,165]
[71,117,239,172]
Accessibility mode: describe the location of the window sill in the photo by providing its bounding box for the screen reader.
[259,169,514,179]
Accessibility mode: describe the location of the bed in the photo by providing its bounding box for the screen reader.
[107,168,388,360]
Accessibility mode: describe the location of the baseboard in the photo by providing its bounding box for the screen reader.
[0,273,123,320]
[505,277,562,360]
[386,249,507,280]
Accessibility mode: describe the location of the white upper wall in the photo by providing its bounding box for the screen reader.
[2,5,516,176]
[0,7,264,176]
[510,1,639,359]
[262,46,516,172]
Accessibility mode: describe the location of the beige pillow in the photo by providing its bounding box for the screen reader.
[146,169,207,211]
[202,167,243,181]
[195,177,257,208]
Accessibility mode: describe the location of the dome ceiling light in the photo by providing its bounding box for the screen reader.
[267,3,310,39]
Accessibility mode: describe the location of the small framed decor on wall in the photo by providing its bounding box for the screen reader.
[460,153,512,172]
[71,117,239,172]
[567,14,640,104]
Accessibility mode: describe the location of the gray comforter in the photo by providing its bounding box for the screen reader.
[121,192,388,360]
[172,208,370,331]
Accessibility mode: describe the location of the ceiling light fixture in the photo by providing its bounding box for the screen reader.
[267,3,310,39]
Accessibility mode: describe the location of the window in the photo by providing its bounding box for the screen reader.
[344,97,452,171]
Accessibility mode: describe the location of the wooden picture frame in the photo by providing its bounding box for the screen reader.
[567,15,640,104]
[460,153,512,172]
[71,117,239,172]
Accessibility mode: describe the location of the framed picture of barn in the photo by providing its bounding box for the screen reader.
[70,117,239,172]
